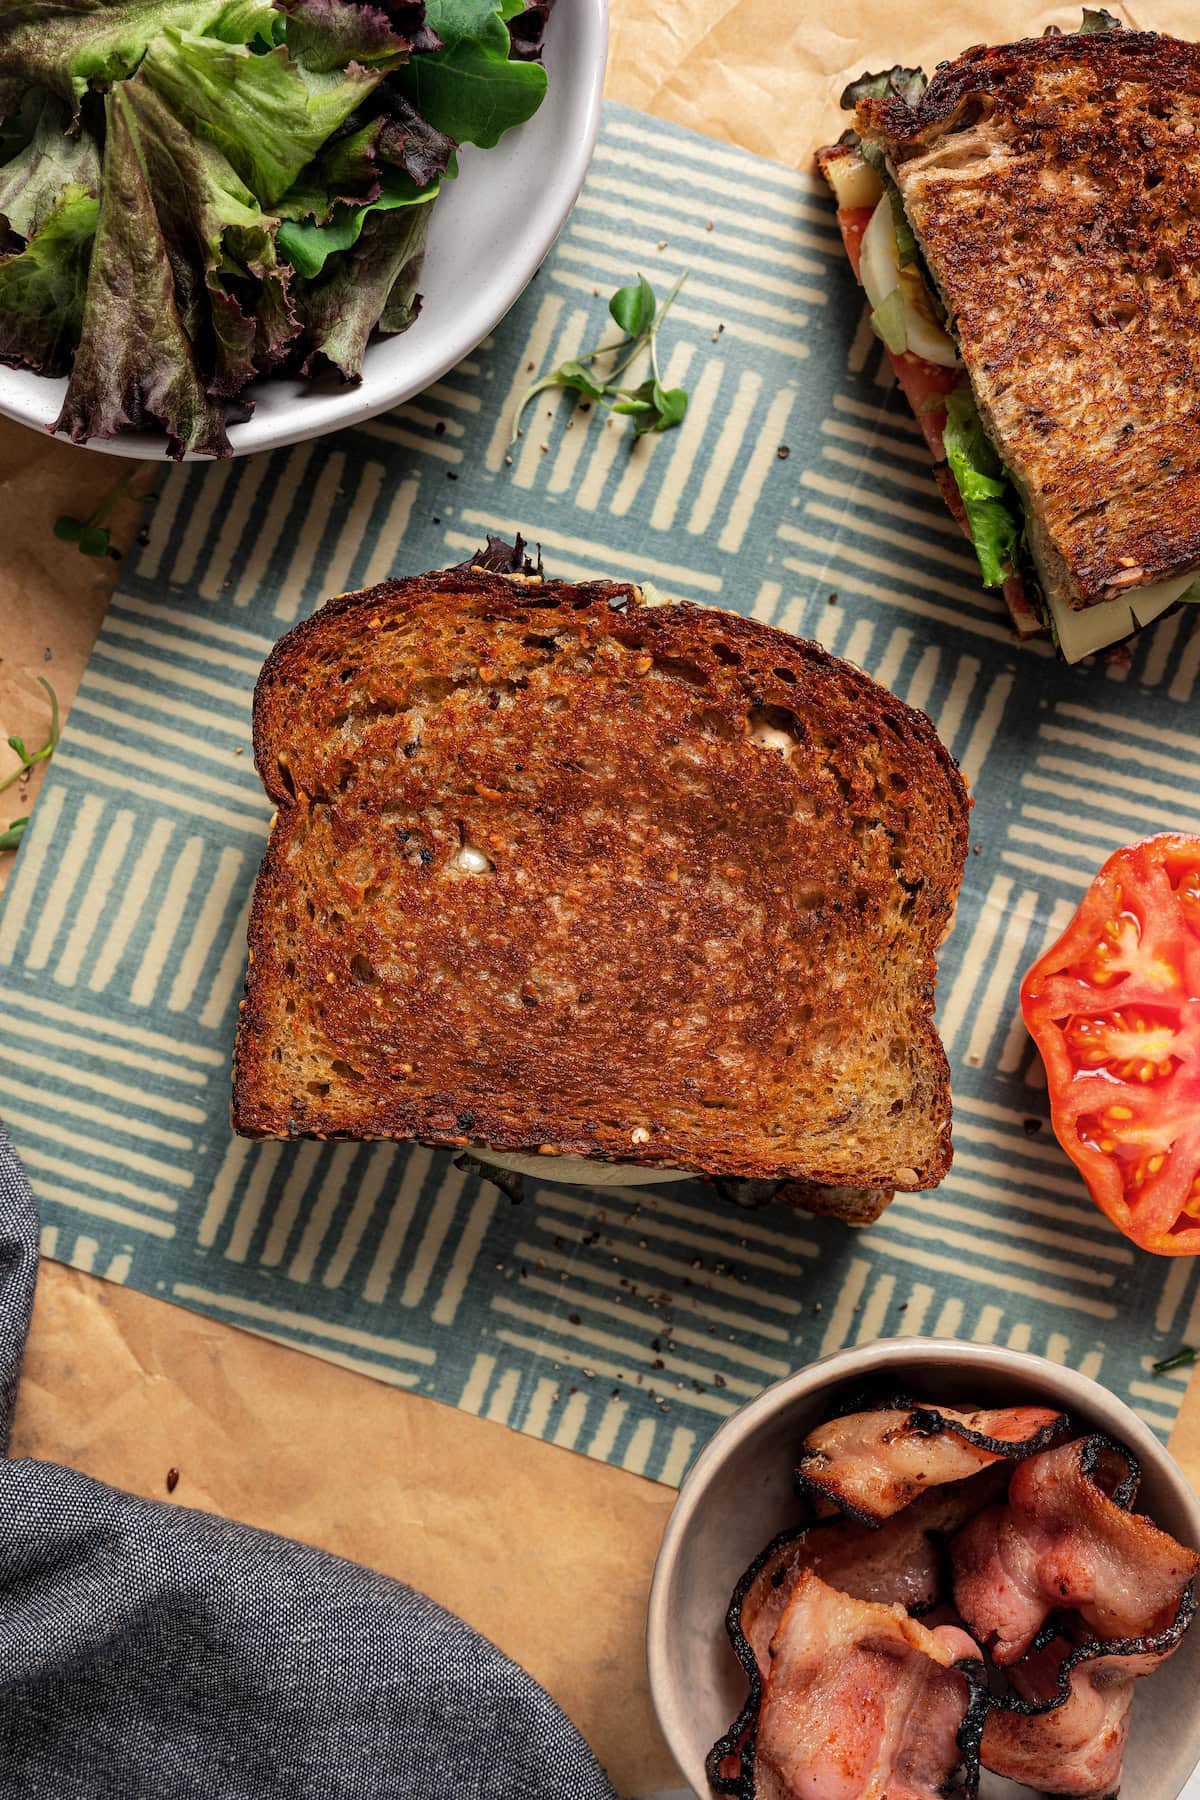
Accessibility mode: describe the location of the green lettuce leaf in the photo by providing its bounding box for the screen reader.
[116,76,298,392]
[139,25,379,205]
[840,64,927,112]
[0,89,101,238]
[857,139,920,268]
[395,0,546,147]
[373,91,457,186]
[276,118,387,221]
[54,84,234,457]
[1079,8,1123,32]
[0,0,552,454]
[296,195,431,376]
[274,104,454,224]
[0,87,37,162]
[870,285,907,355]
[277,0,422,71]
[502,0,554,62]
[886,178,918,268]
[0,181,97,373]
[278,161,439,277]
[943,388,1020,588]
[0,0,280,105]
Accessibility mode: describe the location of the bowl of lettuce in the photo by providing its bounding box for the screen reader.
[0,0,605,458]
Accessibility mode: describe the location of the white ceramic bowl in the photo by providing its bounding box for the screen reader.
[647,1337,1200,1800]
[0,0,607,459]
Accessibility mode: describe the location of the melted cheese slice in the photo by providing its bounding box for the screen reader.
[1050,572,1200,664]
[474,1148,689,1187]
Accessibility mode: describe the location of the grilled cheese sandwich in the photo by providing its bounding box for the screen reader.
[818,19,1200,661]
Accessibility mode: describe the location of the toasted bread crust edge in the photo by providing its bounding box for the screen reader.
[859,30,1200,145]
[233,569,969,1192]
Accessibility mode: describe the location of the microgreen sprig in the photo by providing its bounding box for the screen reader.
[1153,1346,1199,1375]
[54,472,150,559]
[510,272,690,447]
[1,676,60,800]
[0,818,27,851]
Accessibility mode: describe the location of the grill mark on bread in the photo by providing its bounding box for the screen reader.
[860,31,1200,608]
[232,570,969,1195]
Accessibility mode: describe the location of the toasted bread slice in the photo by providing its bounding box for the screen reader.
[858,31,1200,612]
[232,561,969,1203]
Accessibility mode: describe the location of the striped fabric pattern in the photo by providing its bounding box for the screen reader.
[2,101,1199,1484]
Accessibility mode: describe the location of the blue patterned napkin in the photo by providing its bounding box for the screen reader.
[0,1125,616,1800]
[3,100,1200,1485]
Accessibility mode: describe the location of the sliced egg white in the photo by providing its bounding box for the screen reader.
[1049,572,1200,664]
[859,194,959,369]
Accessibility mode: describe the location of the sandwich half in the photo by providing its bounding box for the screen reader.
[817,16,1200,662]
[232,543,969,1224]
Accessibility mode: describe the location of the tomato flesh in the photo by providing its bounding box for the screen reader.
[1021,834,1200,1254]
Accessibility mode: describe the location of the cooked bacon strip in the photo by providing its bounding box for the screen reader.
[735,1467,1009,1682]
[708,1712,754,1800]
[982,1634,1132,1799]
[952,1435,1200,1664]
[984,1586,1195,1796]
[796,1404,1068,1523]
[750,1571,985,1800]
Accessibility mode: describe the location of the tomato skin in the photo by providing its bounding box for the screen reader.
[1021,834,1200,1256]
[836,206,874,284]
[889,352,959,462]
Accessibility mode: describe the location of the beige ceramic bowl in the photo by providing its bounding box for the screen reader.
[646,1336,1200,1800]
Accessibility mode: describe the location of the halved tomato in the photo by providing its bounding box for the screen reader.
[1021,834,1200,1255]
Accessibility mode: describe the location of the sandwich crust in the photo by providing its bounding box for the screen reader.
[860,31,1200,609]
[233,569,969,1194]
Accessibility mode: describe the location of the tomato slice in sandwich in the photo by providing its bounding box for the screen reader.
[1021,834,1200,1254]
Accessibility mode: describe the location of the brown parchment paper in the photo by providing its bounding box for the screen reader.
[606,0,1198,169]
[0,436,146,867]
[6,6,1200,1797]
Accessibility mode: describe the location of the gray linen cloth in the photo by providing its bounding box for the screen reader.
[0,1119,618,1799]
